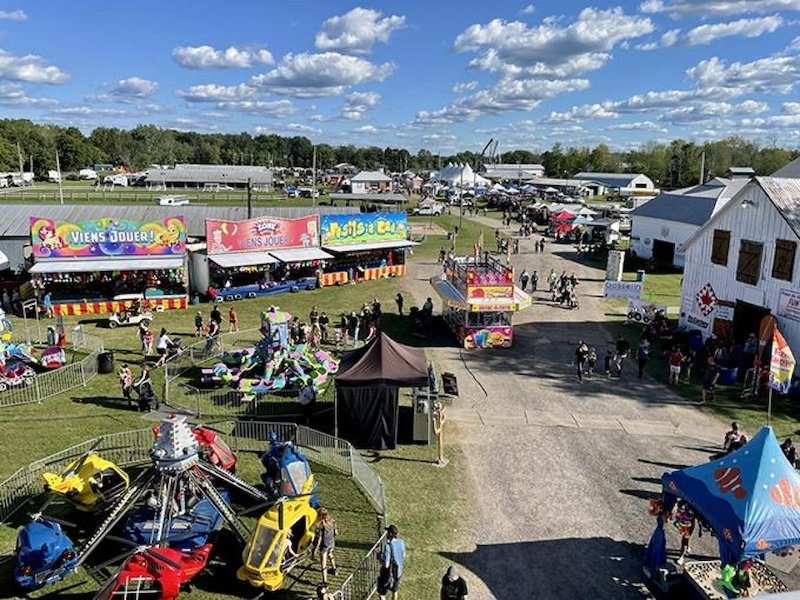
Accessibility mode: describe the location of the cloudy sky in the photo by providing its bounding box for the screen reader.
[1,1,799,153]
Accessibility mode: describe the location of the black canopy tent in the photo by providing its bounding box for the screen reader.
[335,332,428,449]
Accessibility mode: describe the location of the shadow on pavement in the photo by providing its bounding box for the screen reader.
[443,537,651,599]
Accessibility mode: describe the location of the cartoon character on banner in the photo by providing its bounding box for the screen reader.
[38,224,64,251]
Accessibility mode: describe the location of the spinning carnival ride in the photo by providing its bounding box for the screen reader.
[13,416,319,598]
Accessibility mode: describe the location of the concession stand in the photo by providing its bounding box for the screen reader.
[430,253,531,349]
[28,216,188,316]
[318,212,416,286]
[191,215,333,300]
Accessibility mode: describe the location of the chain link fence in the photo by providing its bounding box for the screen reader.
[0,327,105,409]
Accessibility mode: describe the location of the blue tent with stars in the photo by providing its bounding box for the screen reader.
[658,427,800,566]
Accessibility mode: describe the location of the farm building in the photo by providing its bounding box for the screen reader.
[727,166,755,179]
[481,163,545,181]
[143,164,273,189]
[773,156,800,178]
[350,170,392,193]
[678,177,800,355]
[573,172,655,196]
[629,178,748,268]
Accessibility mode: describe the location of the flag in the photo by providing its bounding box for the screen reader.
[769,329,796,394]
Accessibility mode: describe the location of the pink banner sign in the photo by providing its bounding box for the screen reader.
[206,216,319,255]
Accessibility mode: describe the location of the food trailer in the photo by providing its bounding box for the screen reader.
[430,253,531,349]
[28,216,188,316]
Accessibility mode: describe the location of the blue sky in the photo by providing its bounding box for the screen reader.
[1,0,799,154]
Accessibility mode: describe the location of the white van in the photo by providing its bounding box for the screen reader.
[156,195,190,206]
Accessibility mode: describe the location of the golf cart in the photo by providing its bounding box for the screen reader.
[108,307,153,329]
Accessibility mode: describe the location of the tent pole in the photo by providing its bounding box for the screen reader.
[768,387,773,426]
[334,386,339,438]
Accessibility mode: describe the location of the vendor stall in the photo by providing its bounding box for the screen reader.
[193,215,333,300]
[29,216,188,316]
[319,212,416,286]
[430,253,531,349]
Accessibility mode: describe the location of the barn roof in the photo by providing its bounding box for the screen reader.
[772,156,800,179]
[573,172,649,188]
[351,171,392,182]
[682,177,800,252]
[144,164,273,184]
[0,203,358,238]
[631,178,748,226]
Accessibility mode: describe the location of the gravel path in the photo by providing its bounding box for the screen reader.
[402,216,735,599]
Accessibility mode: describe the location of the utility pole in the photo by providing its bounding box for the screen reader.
[699,151,706,185]
[311,145,317,208]
[16,142,24,181]
[246,177,253,219]
[55,150,64,205]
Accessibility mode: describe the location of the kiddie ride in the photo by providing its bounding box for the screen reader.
[13,416,320,599]
[0,309,66,392]
[200,309,338,396]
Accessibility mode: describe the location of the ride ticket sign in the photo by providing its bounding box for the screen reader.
[31,216,186,258]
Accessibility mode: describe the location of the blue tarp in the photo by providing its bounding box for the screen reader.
[662,427,800,565]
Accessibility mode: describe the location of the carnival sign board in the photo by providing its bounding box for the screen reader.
[31,216,186,259]
[206,216,319,255]
[320,212,408,246]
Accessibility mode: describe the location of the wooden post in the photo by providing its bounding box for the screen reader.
[433,401,447,466]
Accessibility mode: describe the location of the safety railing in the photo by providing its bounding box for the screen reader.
[338,532,388,600]
[0,330,105,409]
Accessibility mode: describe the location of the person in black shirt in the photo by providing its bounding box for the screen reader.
[319,312,330,343]
[615,336,630,375]
[210,305,222,326]
[441,565,468,600]
[782,438,797,467]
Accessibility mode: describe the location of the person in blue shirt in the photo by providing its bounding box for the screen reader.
[378,524,406,600]
[42,292,53,319]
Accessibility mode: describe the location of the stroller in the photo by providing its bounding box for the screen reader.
[134,378,159,412]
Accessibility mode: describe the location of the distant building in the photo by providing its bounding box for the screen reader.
[772,156,800,178]
[350,170,392,193]
[679,177,800,352]
[143,164,273,189]
[573,172,655,196]
[481,163,545,180]
[726,166,755,179]
[630,178,748,268]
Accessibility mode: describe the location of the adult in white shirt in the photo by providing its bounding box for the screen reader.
[155,328,172,366]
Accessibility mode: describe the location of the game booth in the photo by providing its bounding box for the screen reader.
[28,216,188,317]
[318,213,416,286]
[429,253,531,349]
[191,215,334,301]
[644,427,800,598]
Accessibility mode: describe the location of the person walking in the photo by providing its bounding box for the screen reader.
[587,346,597,376]
[42,292,54,319]
[531,270,539,293]
[118,363,133,407]
[636,337,651,379]
[194,311,204,337]
[519,269,529,292]
[668,346,684,385]
[155,328,173,367]
[701,356,719,404]
[547,268,557,293]
[575,340,589,382]
[309,305,319,325]
[615,336,630,375]
[210,305,222,328]
[441,565,469,600]
[299,381,316,425]
[319,311,330,343]
[142,326,154,356]
[378,525,406,600]
[395,293,404,316]
[312,507,338,583]
[228,305,239,333]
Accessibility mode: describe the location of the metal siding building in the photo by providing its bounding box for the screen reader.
[679,177,800,353]
[144,164,273,188]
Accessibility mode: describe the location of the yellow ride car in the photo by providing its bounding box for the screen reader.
[42,454,129,512]
[237,498,318,591]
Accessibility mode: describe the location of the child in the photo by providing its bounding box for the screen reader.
[228,305,239,333]
[142,326,154,355]
[194,311,204,337]
[587,347,597,376]
[312,508,338,583]
[118,363,133,407]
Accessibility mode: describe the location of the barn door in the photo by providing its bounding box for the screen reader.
[736,240,763,285]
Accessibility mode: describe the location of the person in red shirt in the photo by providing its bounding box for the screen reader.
[668,346,684,386]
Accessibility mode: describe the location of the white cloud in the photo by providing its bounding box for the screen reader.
[547,103,619,122]
[0,9,26,21]
[742,114,800,127]
[176,83,258,102]
[108,77,158,100]
[354,125,379,134]
[521,4,536,14]
[52,106,131,118]
[687,55,800,94]
[173,45,274,69]
[736,100,769,113]
[315,7,405,54]
[165,117,219,132]
[0,49,68,84]
[783,101,800,113]
[641,0,800,17]
[661,29,681,47]
[606,121,668,132]
[422,133,457,142]
[251,52,393,97]
[341,91,381,120]
[0,83,57,106]
[286,123,322,135]
[453,81,478,93]
[215,100,296,117]
[686,15,783,45]
[454,9,653,77]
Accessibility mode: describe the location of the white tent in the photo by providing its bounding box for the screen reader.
[577,207,598,216]
[435,163,490,187]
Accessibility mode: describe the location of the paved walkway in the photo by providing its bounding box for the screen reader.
[402,215,734,599]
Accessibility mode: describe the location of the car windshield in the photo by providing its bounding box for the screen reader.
[248,525,281,569]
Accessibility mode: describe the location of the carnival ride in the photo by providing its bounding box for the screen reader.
[0,308,66,391]
[12,416,320,598]
[200,309,338,395]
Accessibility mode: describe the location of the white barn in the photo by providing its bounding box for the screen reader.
[630,178,748,268]
[679,177,800,354]
[573,172,655,196]
[350,170,392,193]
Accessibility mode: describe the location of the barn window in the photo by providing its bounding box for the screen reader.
[736,240,763,285]
[772,239,797,282]
[711,230,730,266]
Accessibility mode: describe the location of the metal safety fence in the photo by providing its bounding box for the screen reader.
[0,420,387,599]
[0,328,105,409]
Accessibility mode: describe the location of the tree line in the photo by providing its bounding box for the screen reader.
[0,119,796,190]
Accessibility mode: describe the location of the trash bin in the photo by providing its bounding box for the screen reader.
[412,394,431,444]
[636,270,646,282]
[98,351,114,374]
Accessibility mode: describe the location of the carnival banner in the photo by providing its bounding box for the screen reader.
[603,280,643,300]
[31,216,186,259]
[206,216,319,255]
[769,329,796,394]
[778,288,800,323]
[320,212,408,246]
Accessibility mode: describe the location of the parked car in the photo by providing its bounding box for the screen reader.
[156,195,190,206]
[298,187,319,199]
[413,202,445,216]
[285,187,299,198]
